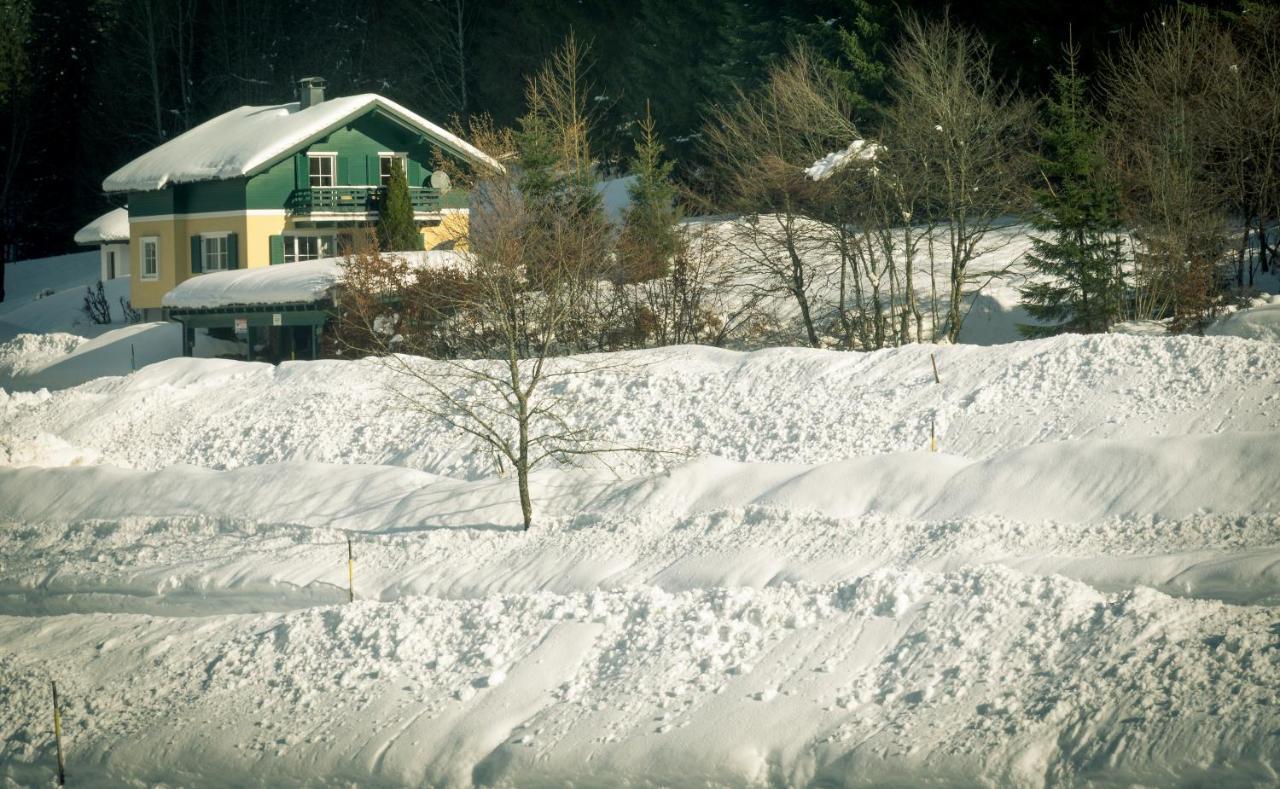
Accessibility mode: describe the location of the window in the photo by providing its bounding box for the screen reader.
[379,153,407,186]
[141,237,159,280]
[308,153,336,188]
[203,234,229,271]
[283,234,335,263]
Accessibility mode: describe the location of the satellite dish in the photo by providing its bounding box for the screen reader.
[430,170,452,192]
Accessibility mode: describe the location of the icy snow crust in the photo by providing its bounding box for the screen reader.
[101,94,502,193]
[1,336,1279,785]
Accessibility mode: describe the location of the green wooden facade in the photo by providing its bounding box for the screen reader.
[128,110,468,218]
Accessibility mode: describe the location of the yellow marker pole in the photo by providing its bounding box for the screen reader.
[51,680,65,786]
[347,535,355,603]
[931,415,937,453]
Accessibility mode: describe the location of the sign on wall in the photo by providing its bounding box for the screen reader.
[235,318,248,335]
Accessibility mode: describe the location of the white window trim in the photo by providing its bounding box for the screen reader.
[140,236,160,281]
[201,231,231,272]
[307,152,337,188]
[378,152,409,186]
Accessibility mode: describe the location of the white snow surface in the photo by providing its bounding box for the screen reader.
[72,207,129,245]
[102,94,502,193]
[2,334,1279,785]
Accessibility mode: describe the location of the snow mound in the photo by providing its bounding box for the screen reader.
[2,322,180,392]
[1207,300,1280,343]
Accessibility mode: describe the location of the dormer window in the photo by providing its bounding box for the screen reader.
[308,153,336,188]
[379,153,407,186]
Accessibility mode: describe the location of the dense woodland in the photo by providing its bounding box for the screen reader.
[0,0,1254,270]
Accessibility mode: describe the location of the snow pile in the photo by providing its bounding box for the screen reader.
[1207,295,1280,343]
[805,139,881,181]
[0,333,84,381]
[72,207,129,245]
[102,94,501,192]
[0,323,180,392]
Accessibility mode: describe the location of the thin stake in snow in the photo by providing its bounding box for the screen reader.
[347,536,355,603]
[931,353,940,384]
[931,415,937,453]
[130,344,136,372]
[50,680,66,786]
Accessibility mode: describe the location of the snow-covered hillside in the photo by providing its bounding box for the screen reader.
[1,333,1278,786]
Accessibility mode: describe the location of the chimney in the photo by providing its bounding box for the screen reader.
[298,77,326,110]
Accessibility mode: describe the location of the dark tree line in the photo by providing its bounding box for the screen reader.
[0,0,1250,300]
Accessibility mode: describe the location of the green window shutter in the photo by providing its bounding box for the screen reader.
[337,156,349,185]
[269,234,285,265]
[408,159,422,187]
[227,232,239,269]
[191,235,203,273]
[294,152,308,190]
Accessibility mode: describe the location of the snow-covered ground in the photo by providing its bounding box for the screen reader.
[2,228,1280,785]
[1,330,1279,786]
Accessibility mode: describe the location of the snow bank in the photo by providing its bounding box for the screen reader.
[5,335,1274,477]
[72,207,129,245]
[1207,298,1280,343]
[103,94,501,192]
[1,323,180,391]
[0,277,131,343]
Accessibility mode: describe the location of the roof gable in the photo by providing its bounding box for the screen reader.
[103,94,501,193]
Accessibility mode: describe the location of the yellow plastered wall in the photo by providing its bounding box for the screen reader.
[423,210,470,250]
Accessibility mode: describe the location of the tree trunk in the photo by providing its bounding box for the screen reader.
[517,397,532,531]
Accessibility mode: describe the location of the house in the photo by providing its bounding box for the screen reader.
[99,77,502,325]
[73,207,130,281]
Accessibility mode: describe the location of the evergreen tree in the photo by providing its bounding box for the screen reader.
[1019,40,1126,337]
[377,160,420,251]
[618,103,679,283]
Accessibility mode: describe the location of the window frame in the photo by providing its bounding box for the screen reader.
[282,233,336,264]
[140,236,160,280]
[201,232,230,272]
[307,152,337,188]
[378,152,408,186]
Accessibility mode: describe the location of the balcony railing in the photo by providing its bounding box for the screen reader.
[287,186,464,216]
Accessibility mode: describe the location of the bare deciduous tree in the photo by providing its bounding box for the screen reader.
[1104,8,1230,332]
[888,13,1035,343]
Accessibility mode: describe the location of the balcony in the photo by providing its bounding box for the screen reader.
[286,186,466,216]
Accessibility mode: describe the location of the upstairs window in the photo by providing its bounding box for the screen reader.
[309,153,336,188]
[140,237,159,280]
[203,234,229,271]
[379,153,407,186]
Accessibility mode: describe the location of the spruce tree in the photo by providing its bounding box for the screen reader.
[377,160,421,251]
[618,103,679,283]
[1019,41,1126,337]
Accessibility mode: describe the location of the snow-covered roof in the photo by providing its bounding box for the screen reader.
[161,251,465,310]
[103,94,503,193]
[73,207,130,245]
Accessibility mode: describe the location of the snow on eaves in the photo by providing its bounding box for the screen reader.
[73,207,129,245]
[102,94,503,193]
[806,139,882,181]
[160,251,465,310]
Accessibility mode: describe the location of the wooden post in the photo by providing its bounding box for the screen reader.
[130,343,137,372]
[347,535,355,603]
[51,680,65,786]
[930,353,940,384]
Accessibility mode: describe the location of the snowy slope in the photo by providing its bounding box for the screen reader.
[1,333,1278,785]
